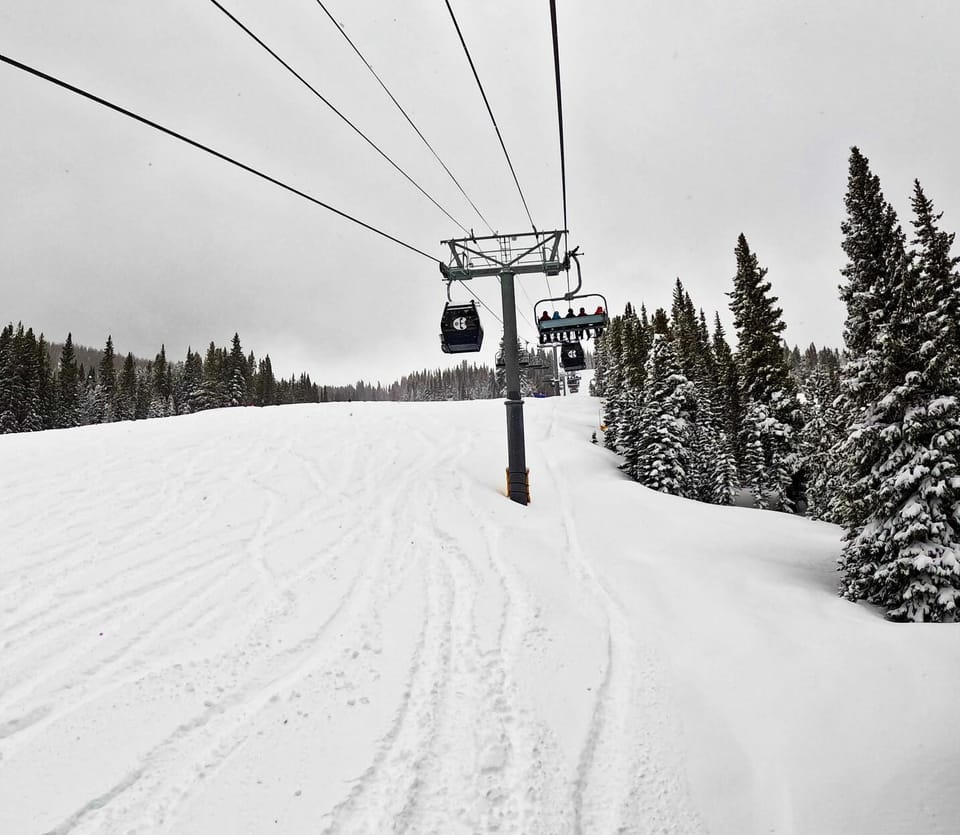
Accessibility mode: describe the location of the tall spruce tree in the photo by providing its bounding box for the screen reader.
[117,352,137,420]
[0,323,21,433]
[634,332,696,496]
[840,179,960,620]
[729,234,796,415]
[728,234,799,509]
[57,333,80,428]
[227,332,248,407]
[835,149,910,597]
[96,335,117,422]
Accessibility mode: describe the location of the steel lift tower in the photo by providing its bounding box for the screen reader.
[440,230,567,505]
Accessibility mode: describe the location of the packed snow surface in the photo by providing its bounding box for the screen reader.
[3,390,960,834]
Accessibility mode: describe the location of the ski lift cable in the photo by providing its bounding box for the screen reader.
[461,275,536,340]
[0,53,440,263]
[459,282,503,327]
[443,0,537,233]
[548,0,569,255]
[206,0,470,236]
[313,0,496,236]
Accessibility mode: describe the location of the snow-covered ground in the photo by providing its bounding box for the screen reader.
[3,391,959,834]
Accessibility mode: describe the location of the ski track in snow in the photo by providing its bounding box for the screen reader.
[0,402,703,834]
[318,420,547,834]
[541,432,704,835]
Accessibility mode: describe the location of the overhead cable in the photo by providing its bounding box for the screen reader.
[460,282,503,326]
[314,0,495,236]
[443,0,537,232]
[206,0,469,235]
[0,53,439,263]
[548,0,569,247]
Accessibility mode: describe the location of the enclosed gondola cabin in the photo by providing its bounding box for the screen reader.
[439,301,483,353]
[560,341,586,372]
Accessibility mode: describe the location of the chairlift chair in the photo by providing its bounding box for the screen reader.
[526,353,546,370]
[496,348,531,369]
[439,299,483,354]
[535,293,609,344]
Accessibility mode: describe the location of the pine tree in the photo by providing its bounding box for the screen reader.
[729,234,797,417]
[57,333,80,428]
[148,344,172,417]
[96,335,117,422]
[840,180,960,620]
[14,326,44,432]
[709,430,739,505]
[255,355,277,406]
[0,323,20,433]
[634,333,696,496]
[729,234,800,509]
[835,149,910,594]
[599,313,626,451]
[117,352,137,420]
[800,359,844,520]
[227,332,248,407]
[191,341,227,411]
[35,333,54,430]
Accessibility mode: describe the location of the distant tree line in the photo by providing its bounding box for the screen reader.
[0,329,505,433]
[593,146,960,622]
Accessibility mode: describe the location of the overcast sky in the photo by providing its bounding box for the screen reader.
[3,0,960,384]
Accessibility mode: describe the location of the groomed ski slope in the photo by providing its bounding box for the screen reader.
[3,389,960,835]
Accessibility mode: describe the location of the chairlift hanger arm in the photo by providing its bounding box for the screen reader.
[565,249,583,299]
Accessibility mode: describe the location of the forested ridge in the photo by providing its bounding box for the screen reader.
[0,329,508,433]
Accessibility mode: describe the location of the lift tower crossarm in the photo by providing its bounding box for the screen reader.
[440,230,568,280]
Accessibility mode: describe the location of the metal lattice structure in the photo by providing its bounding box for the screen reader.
[439,231,567,280]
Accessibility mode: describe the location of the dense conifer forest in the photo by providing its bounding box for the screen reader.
[0,329,518,433]
[592,147,960,621]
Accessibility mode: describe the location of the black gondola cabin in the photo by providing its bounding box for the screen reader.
[560,341,586,372]
[440,301,484,353]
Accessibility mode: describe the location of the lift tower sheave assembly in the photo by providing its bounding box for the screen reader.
[440,230,568,505]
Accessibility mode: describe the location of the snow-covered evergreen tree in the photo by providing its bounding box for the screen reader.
[839,178,960,621]
[728,234,800,509]
[227,333,248,407]
[57,333,80,428]
[709,430,739,505]
[634,333,696,496]
[799,356,844,520]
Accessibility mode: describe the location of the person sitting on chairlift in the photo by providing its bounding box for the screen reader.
[548,310,561,343]
[538,309,552,343]
[593,305,606,338]
[576,306,588,339]
[565,308,576,340]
